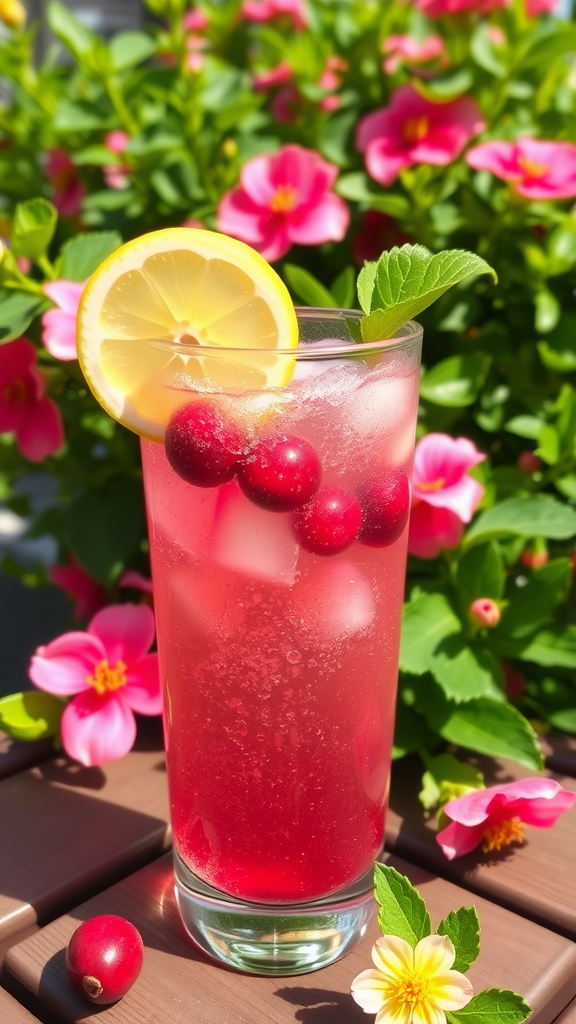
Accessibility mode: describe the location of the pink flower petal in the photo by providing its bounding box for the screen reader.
[61,691,137,766]
[89,603,156,666]
[414,434,485,487]
[41,308,78,360]
[43,280,85,314]
[218,188,272,244]
[288,192,350,245]
[16,396,64,462]
[0,337,37,386]
[443,777,570,826]
[436,819,486,859]
[466,140,520,178]
[419,475,485,523]
[119,570,154,594]
[30,632,105,695]
[124,653,163,715]
[408,503,463,558]
[240,153,278,205]
[365,140,413,186]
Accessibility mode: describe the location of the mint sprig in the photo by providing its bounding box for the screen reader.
[357,244,497,342]
[373,864,531,1024]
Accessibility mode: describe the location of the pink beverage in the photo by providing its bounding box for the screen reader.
[141,312,421,916]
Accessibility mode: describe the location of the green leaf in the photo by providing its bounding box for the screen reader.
[58,231,122,282]
[283,265,337,307]
[420,754,484,811]
[535,288,560,334]
[447,989,531,1024]
[47,0,97,58]
[357,261,378,315]
[430,698,543,770]
[109,31,157,71]
[373,863,431,948]
[415,68,473,101]
[470,23,506,77]
[400,593,461,676]
[65,479,144,586]
[420,353,492,408]
[54,100,109,132]
[547,707,576,733]
[465,496,576,547]
[535,424,560,465]
[335,173,410,218]
[0,692,65,741]
[437,907,481,972]
[360,245,496,342]
[393,700,430,759]
[456,542,505,609]
[0,291,48,344]
[514,626,576,668]
[12,198,58,261]
[431,641,504,703]
[537,313,576,373]
[331,266,356,309]
[498,559,571,639]
[505,415,543,440]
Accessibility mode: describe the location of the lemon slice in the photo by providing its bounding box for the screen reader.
[76,228,299,441]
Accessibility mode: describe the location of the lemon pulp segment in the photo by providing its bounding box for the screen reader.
[76,229,299,441]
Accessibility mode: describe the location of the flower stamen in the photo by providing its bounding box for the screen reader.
[269,184,299,213]
[86,659,127,695]
[404,116,429,143]
[481,817,525,853]
[417,476,446,492]
[517,156,549,179]
[3,379,27,405]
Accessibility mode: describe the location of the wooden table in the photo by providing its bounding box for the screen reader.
[1,721,575,1024]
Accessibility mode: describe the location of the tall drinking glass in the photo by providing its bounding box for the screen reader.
[141,309,422,975]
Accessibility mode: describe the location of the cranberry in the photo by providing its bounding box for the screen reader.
[358,469,410,547]
[238,434,321,512]
[65,914,143,1005]
[293,486,362,555]
[165,400,242,487]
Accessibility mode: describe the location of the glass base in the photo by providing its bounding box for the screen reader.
[174,850,376,975]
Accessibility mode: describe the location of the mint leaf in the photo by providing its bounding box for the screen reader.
[447,989,531,1024]
[436,907,481,972]
[374,863,431,947]
[0,692,65,741]
[420,754,484,811]
[400,592,462,676]
[357,261,378,315]
[359,245,496,342]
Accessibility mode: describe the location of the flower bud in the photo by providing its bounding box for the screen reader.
[520,547,549,570]
[517,451,543,474]
[469,597,500,628]
[0,0,26,28]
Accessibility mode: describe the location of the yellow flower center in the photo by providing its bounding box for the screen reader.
[86,659,127,695]
[404,116,429,143]
[481,817,525,853]
[269,184,299,214]
[392,971,432,1011]
[3,379,27,405]
[517,155,549,179]
[417,476,446,492]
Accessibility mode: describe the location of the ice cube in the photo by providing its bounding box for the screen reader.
[207,480,300,586]
[344,366,418,466]
[291,559,376,642]
[291,338,365,386]
[170,564,247,639]
[141,440,219,558]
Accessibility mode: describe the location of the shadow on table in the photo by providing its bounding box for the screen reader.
[275,986,365,1023]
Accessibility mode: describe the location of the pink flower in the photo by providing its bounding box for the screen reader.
[104,130,130,155]
[0,337,64,462]
[50,555,108,622]
[318,57,348,112]
[182,7,209,31]
[469,597,500,628]
[466,137,576,200]
[241,0,306,30]
[352,210,412,266]
[29,604,162,767]
[437,777,576,859]
[417,0,507,14]
[383,34,444,75]
[271,85,302,123]
[119,571,154,595]
[217,144,350,262]
[45,148,86,218]
[357,85,485,187]
[408,434,485,559]
[41,280,85,361]
[526,0,558,12]
[252,61,293,91]
[517,450,543,474]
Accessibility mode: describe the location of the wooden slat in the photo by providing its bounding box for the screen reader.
[542,733,576,779]
[3,852,576,1024]
[0,732,54,782]
[0,719,169,943]
[554,999,576,1023]
[0,924,39,968]
[385,757,576,939]
[0,985,42,1023]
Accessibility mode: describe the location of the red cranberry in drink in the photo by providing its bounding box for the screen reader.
[238,434,321,512]
[65,915,143,1005]
[293,486,362,555]
[165,400,242,487]
[358,469,410,546]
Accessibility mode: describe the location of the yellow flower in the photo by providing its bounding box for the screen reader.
[351,933,473,1024]
[0,0,26,28]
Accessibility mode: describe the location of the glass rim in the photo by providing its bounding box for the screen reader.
[146,310,423,361]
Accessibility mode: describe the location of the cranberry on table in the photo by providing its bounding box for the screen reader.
[238,433,321,512]
[65,914,144,1005]
[165,400,242,487]
[293,486,362,555]
[358,469,410,547]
